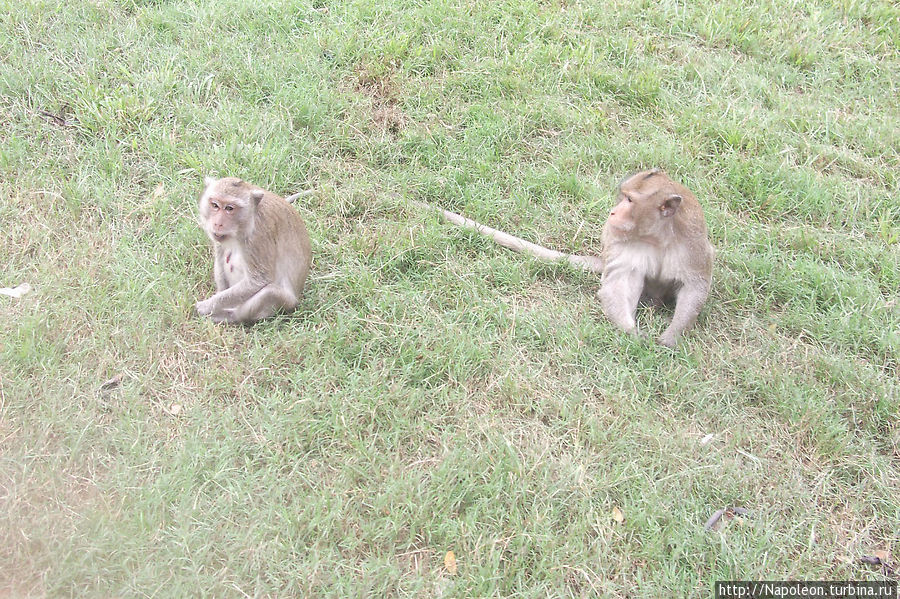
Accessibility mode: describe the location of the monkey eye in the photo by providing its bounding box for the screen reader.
[224,205,234,212]
[625,196,633,203]
[210,201,219,210]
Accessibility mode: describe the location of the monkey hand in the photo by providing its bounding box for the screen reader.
[195,299,215,316]
[657,331,678,348]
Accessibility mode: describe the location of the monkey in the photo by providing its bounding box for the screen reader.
[598,169,714,347]
[195,176,312,324]
[413,169,714,347]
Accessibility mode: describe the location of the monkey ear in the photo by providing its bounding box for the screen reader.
[250,190,264,207]
[203,176,217,188]
[660,194,682,217]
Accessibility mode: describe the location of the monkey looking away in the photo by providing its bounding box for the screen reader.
[195,176,312,324]
[416,169,714,346]
[598,169,714,347]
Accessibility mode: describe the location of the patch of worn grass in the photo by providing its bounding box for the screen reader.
[1,0,898,596]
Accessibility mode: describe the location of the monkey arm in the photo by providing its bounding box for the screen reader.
[212,258,229,293]
[597,270,645,335]
[658,280,710,347]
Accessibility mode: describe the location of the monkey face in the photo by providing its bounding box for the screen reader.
[610,170,683,237]
[200,195,250,242]
[607,194,637,233]
[199,177,259,243]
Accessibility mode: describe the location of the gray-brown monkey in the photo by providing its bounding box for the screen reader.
[196,177,312,324]
[415,169,713,346]
[598,169,714,347]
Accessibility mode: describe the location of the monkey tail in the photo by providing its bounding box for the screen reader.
[411,200,604,273]
[284,189,315,204]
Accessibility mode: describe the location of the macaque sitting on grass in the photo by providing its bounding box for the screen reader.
[195,176,312,324]
[415,169,714,346]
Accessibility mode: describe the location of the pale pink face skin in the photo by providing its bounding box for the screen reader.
[199,179,250,243]
[607,195,637,233]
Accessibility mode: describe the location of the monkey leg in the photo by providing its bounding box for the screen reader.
[596,272,644,336]
[658,282,709,347]
[196,279,264,318]
[223,283,298,324]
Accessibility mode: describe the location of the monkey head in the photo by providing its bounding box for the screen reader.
[607,169,683,238]
[198,176,264,243]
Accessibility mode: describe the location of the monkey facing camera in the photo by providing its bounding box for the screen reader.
[195,176,312,324]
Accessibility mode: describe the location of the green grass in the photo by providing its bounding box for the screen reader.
[1,0,898,596]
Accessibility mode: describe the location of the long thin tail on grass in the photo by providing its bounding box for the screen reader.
[284,189,315,204]
[411,200,604,273]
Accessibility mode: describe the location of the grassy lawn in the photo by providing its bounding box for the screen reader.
[1,0,898,596]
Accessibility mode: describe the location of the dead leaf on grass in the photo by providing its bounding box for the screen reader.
[98,374,122,394]
[704,508,727,531]
[0,283,32,299]
[150,182,166,201]
[860,552,897,577]
[444,550,457,575]
[611,506,625,524]
[704,506,751,531]
[39,106,73,127]
[163,404,183,416]
[99,375,121,390]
